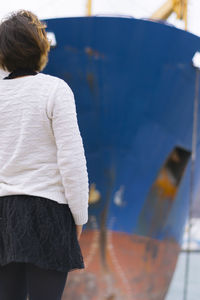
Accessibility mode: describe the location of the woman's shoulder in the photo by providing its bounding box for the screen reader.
[38,73,73,93]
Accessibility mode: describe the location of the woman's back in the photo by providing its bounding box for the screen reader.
[0,72,89,225]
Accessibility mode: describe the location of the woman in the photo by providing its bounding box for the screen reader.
[0,9,89,300]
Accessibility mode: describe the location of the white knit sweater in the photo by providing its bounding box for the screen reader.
[0,72,89,225]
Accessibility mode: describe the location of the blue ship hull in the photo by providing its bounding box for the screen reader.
[43,16,200,300]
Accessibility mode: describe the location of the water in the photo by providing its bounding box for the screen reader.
[166,252,200,300]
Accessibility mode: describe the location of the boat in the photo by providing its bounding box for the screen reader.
[1,1,200,299]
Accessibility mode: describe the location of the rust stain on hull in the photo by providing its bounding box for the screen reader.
[99,166,116,273]
[86,72,97,95]
[85,47,105,59]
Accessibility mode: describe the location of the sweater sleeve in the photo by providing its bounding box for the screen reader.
[49,79,89,225]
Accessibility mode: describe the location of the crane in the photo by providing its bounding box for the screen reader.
[151,0,188,30]
[86,0,188,29]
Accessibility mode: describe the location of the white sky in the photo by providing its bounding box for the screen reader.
[0,0,199,36]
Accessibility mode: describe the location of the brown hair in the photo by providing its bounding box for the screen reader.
[0,10,51,72]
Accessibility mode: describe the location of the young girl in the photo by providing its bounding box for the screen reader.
[0,9,89,300]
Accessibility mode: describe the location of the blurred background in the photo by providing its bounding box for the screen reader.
[1,1,200,300]
[0,0,200,35]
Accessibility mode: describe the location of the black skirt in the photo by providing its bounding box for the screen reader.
[0,194,85,273]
